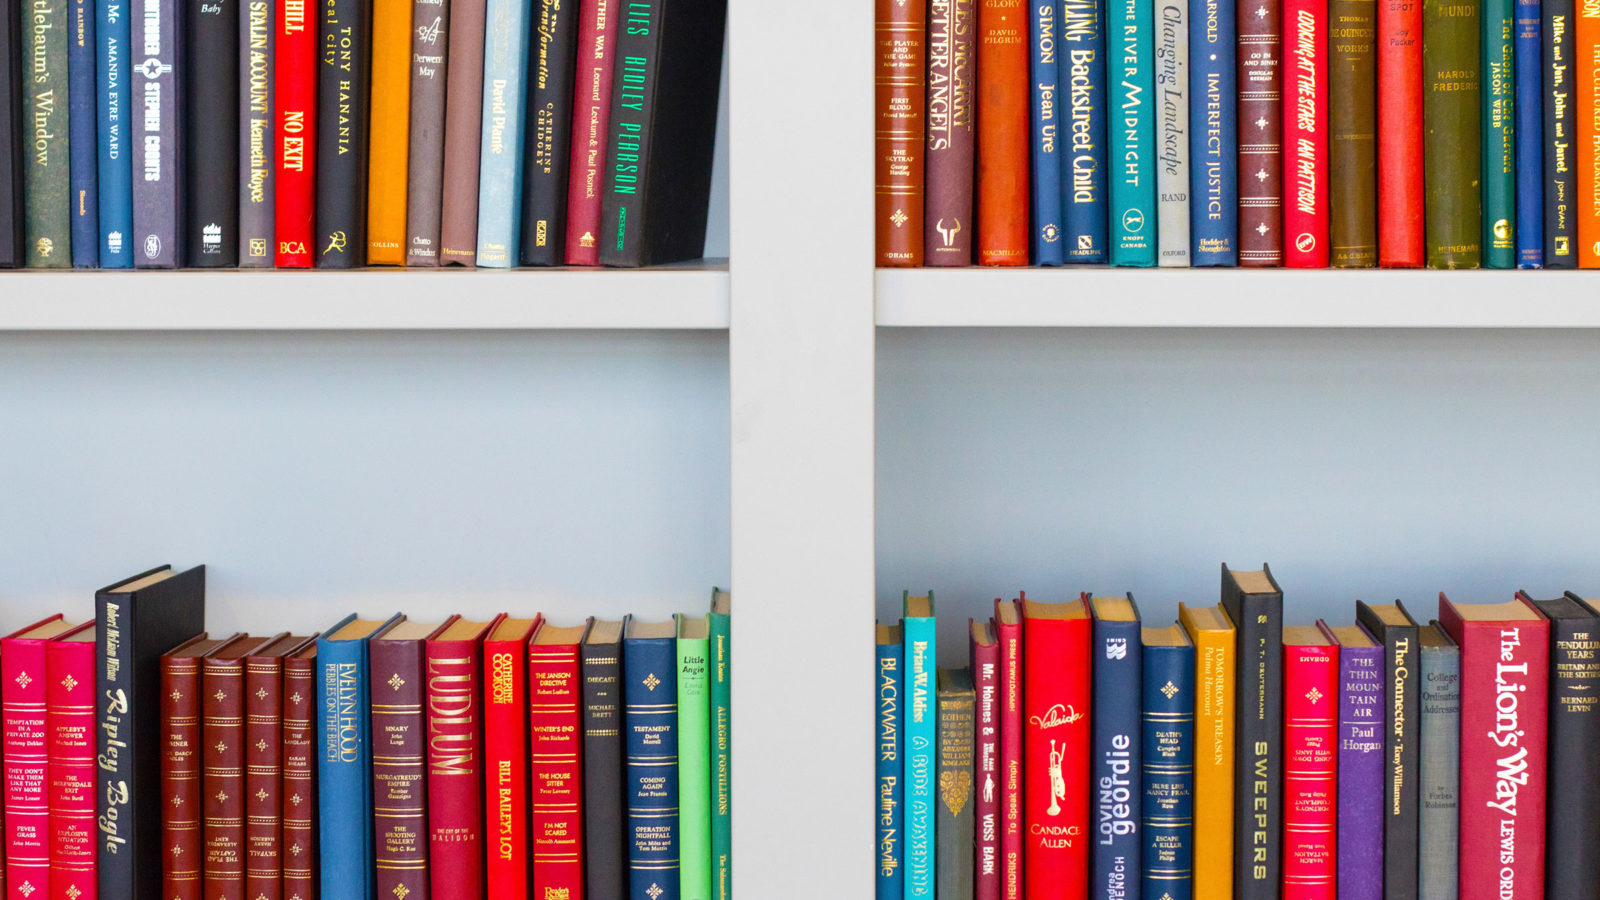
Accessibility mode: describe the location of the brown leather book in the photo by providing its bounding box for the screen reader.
[875,0,927,266]
[245,636,316,900]
[1237,0,1284,265]
[206,636,285,900]
[437,0,487,265]
[975,0,1029,265]
[1329,0,1377,266]
[372,620,456,900]
[281,645,318,900]
[164,635,246,900]
[923,0,976,265]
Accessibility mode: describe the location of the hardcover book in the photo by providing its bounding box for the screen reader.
[581,619,627,900]
[473,0,533,267]
[1140,624,1193,900]
[366,0,413,264]
[0,0,20,268]
[1156,0,1190,265]
[971,621,1000,900]
[1219,565,1282,900]
[877,0,928,269]
[22,0,70,268]
[993,598,1023,900]
[903,594,937,900]
[1282,0,1328,268]
[1483,0,1517,268]
[1188,0,1237,264]
[1177,603,1233,900]
[1030,0,1065,266]
[876,624,904,900]
[924,0,976,266]
[46,627,97,900]
[1022,596,1091,900]
[1544,0,1578,266]
[1090,596,1141,900]
[68,0,99,267]
[163,635,248,900]
[281,644,318,900]
[1377,0,1424,266]
[1062,0,1109,262]
[1422,0,1482,267]
[1281,627,1337,900]
[483,617,537,900]
[1319,623,1381,900]
[624,619,680,900]
[561,0,615,265]
[976,0,1029,265]
[677,617,711,900]
[1237,0,1284,267]
[437,0,486,264]
[1111,0,1157,267]
[130,0,182,268]
[238,0,274,266]
[7,618,90,900]
[1354,602,1419,900]
[273,0,316,267]
[402,0,448,265]
[1416,623,1458,900]
[1514,0,1543,266]
[530,620,589,900]
[245,635,314,900]
[1581,0,1600,265]
[185,0,240,267]
[935,668,975,900]
[517,0,581,265]
[1328,0,1376,266]
[708,591,731,900]
[425,618,498,900]
[1529,593,1600,900]
[204,635,284,900]
[371,620,453,900]
[315,0,371,268]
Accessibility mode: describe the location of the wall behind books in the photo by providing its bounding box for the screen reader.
[0,331,730,633]
[876,328,1600,665]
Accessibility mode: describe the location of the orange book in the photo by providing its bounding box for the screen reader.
[1580,4,1600,265]
[366,0,414,265]
[976,0,1028,265]
[1180,603,1236,900]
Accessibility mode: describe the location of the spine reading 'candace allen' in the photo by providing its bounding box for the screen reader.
[1544,0,1577,266]
[925,0,976,266]
[369,637,430,900]
[68,0,99,267]
[425,633,486,900]
[185,0,241,267]
[244,644,294,900]
[318,625,380,900]
[1483,0,1517,268]
[1281,635,1336,900]
[1091,602,1141,900]
[624,631,679,900]
[483,622,532,900]
[580,628,625,900]
[1188,0,1237,264]
[1377,0,1424,264]
[1156,0,1190,265]
[1219,567,1281,900]
[518,0,580,265]
[1140,630,1193,900]
[162,647,205,900]
[402,0,447,265]
[972,625,1000,900]
[203,649,251,900]
[875,0,927,266]
[474,0,532,267]
[1178,605,1233,900]
[678,623,712,900]
[1283,0,1328,267]
[1515,0,1544,266]
[1417,626,1458,900]
[936,669,975,900]
[1021,599,1091,900]
[530,634,585,899]
[1328,0,1376,266]
[561,0,614,265]
[273,0,315,266]
[315,0,369,268]
[95,0,132,267]
[993,600,1023,900]
[1580,0,1600,266]
[876,627,904,900]
[1423,0,1482,267]
[130,0,180,268]
[1030,0,1065,266]
[365,0,412,264]
[282,649,316,900]
[1237,0,1283,266]
[1111,0,1157,266]
[903,598,936,900]
[709,596,732,900]
[239,0,274,266]
[23,0,70,268]
[977,0,1029,265]
[46,635,96,900]
[1062,0,1109,261]
[1535,595,1600,900]
[437,0,485,264]
[1331,634,1382,900]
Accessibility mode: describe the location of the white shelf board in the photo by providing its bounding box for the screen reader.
[0,261,730,330]
[877,267,1600,327]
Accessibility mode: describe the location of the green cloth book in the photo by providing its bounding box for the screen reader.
[1481,0,1515,267]
[22,0,70,267]
[677,613,713,900]
[708,589,732,900]
[1422,0,1483,267]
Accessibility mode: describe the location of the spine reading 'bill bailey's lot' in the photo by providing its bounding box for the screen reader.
[1543,0,1577,266]
[402,0,448,265]
[1283,0,1328,267]
[1061,0,1109,261]
[876,626,904,900]
[68,0,99,267]
[924,0,976,266]
[239,0,274,266]
[903,596,936,900]
[1111,0,1158,266]
[1156,0,1190,265]
[1188,0,1237,264]
[1030,0,1065,265]
[96,0,133,266]
[977,0,1030,265]
[482,619,534,900]
[273,0,316,266]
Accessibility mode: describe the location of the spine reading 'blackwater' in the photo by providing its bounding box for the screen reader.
[518,0,580,265]
[1188,0,1237,264]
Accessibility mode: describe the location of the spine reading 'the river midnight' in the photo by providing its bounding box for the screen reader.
[1029,0,1064,265]
[315,0,370,268]
[518,0,580,266]
[1237,0,1282,266]
[1483,0,1517,268]
[1188,0,1237,264]
[1515,0,1544,266]
[1544,0,1577,266]
[1423,0,1482,267]
[1062,0,1109,261]
[402,0,448,265]
[1328,0,1376,266]
[475,0,534,267]
[68,0,99,267]
[1112,0,1157,266]
[23,0,70,268]
[130,0,180,267]
[924,0,976,266]
[1156,0,1189,265]
[1283,0,1328,267]
[239,0,275,266]
[186,0,241,267]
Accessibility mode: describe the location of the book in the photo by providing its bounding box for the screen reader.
[483,616,537,900]
[371,620,453,900]
[1544,0,1578,266]
[1090,595,1141,900]
[581,618,626,900]
[1156,0,1190,265]
[875,624,904,900]
[1528,593,1600,900]
[317,614,404,900]
[517,0,581,265]
[68,0,99,267]
[238,0,274,266]
[163,635,247,900]
[993,598,1023,900]
[1327,0,1376,266]
[93,0,133,268]
[0,0,20,268]
[530,620,589,900]
[22,0,70,267]
[437,0,485,264]
[1188,0,1237,264]
[130,0,181,268]
[1483,0,1517,268]
[473,0,533,267]
[204,635,283,900]
[1377,0,1424,266]
[1281,626,1337,900]
[1219,565,1282,900]
[1581,0,1600,265]
[1022,596,1091,900]
[273,0,316,267]
[185,0,240,267]
[402,0,447,265]
[95,565,207,900]
[971,621,1000,900]
[1237,0,1284,267]
[246,635,314,900]
[924,0,976,266]
[46,626,96,900]
[976,0,1030,265]
[425,618,497,900]
[1353,602,1419,900]
[1177,602,1233,900]
[708,591,731,900]
[7,617,90,900]
[281,644,317,900]
[935,667,975,900]
[595,0,729,267]
[624,619,680,900]
[1282,0,1328,267]
[1030,0,1066,266]
[1111,0,1158,266]
[366,0,413,264]
[1437,595,1548,900]
[1319,622,1381,900]
[903,593,936,900]
[677,616,711,900]
[1062,0,1109,261]
[561,0,616,265]
[1140,624,1193,900]
[314,0,370,267]
[1416,623,1458,900]
[1515,0,1544,266]
[1423,0,1482,267]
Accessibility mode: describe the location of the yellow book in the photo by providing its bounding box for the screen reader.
[366,0,413,264]
[1179,602,1235,900]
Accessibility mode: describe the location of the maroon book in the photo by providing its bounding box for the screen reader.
[162,634,244,900]
[923,0,975,265]
[204,636,284,900]
[280,645,317,900]
[1237,0,1284,266]
[245,636,315,900]
[436,0,486,264]
[563,0,616,265]
[993,597,1023,900]
[971,620,1001,900]
[426,618,501,900]
[372,620,456,900]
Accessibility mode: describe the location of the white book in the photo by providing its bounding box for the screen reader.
[1155,0,1190,266]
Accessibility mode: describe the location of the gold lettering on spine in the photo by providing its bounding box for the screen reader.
[427,657,474,773]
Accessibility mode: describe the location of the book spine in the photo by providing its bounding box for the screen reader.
[95,600,132,900]
[1022,612,1091,900]
[68,0,99,267]
[1544,617,1600,900]
[1483,0,1517,268]
[1140,643,1193,900]
[529,644,584,899]
[1381,627,1420,900]
[1376,0,1424,264]
[272,0,315,266]
[1423,0,1482,266]
[972,639,1000,900]
[424,643,484,900]
[0,0,16,271]
[1417,643,1459,900]
[365,0,412,264]
[483,640,528,900]
[976,0,1030,265]
[46,640,95,900]
[474,0,532,267]
[23,0,71,267]
[1545,0,1578,266]
[874,0,928,267]
[708,611,731,900]
[239,0,274,266]
[1327,0,1376,265]
[1187,0,1237,264]
[1111,0,1158,266]
[561,0,615,265]
[203,656,247,900]
[579,640,624,900]
[1092,620,1141,900]
[317,638,376,900]
[1229,597,1282,900]
[924,0,976,265]
[518,0,580,265]
[244,658,283,900]
[1336,645,1383,900]
[623,637,679,900]
[1189,628,1233,900]
[185,0,240,267]
[5,637,52,900]
[437,0,485,264]
[281,656,316,900]
[994,612,1023,900]
[903,615,936,900]
[1283,0,1329,266]
[1581,0,1600,265]
[95,0,132,266]
[131,0,180,267]
[677,636,711,900]
[402,0,447,265]
[162,654,204,900]
[935,677,975,900]
[369,641,429,900]
[314,0,369,268]
[1237,0,1283,266]
[1156,0,1190,264]
[1030,0,1065,266]
[1455,620,1548,900]
[1515,0,1544,266]
[1061,0,1109,261]
[1282,643,1337,900]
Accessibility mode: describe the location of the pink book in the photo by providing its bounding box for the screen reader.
[992,597,1023,900]
[1283,0,1330,267]
[47,627,97,900]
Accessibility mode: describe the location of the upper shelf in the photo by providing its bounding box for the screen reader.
[876,268,1600,328]
[0,261,730,330]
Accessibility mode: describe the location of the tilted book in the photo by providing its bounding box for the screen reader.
[22,0,71,268]
[677,616,711,900]
[130,0,182,267]
[425,618,498,900]
[1482,0,1517,269]
[281,645,318,900]
[1282,0,1328,268]
[1328,0,1376,267]
[1354,602,1419,900]
[238,0,274,266]
[68,0,99,267]
[1022,596,1091,900]
[483,617,537,900]
[708,592,731,900]
[903,593,936,900]
[366,0,413,264]
[530,621,589,900]
[1416,623,1458,900]
[1061,0,1108,262]
[1377,0,1424,266]
[923,0,976,266]
[1422,0,1482,267]
[975,0,1029,265]
[184,0,240,267]
[402,0,448,265]
[1526,593,1599,900]
[244,635,315,900]
[935,668,975,900]
[1111,0,1157,267]
[1090,596,1141,900]
[971,622,1000,900]
[993,598,1023,900]
[1140,624,1193,900]
[437,0,485,264]
[1236,0,1283,267]
[204,635,285,900]
[581,619,627,900]
[272,0,316,266]
[163,635,248,900]
[517,0,581,265]
[371,620,453,900]
[1177,603,1233,900]
[1320,623,1381,900]
[1281,627,1337,900]
[1219,565,1283,900]
[1514,0,1544,267]
[1155,0,1190,266]
[1187,0,1237,264]
[624,619,680,900]
[314,0,371,267]
[875,624,903,900]
[473,0,533,266]
[1029,0,1065,267]
[1544,0,1578,267]
[0,0,21,268]
[46,626,97,900]
[562,0,617,265]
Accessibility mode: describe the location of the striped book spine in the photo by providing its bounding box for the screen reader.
[46,636,97,900]
[6,630,59,900]
[202,653,249,900]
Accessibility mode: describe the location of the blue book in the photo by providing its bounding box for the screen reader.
[624,619,680,900]
[1031,0,1065,264]
[1514,0,1543,267]
[1062,0,1109,261]
[1483,0,1517,268]
[1140,623,1193,900]
[473,0,532,267]
[1111,0,1157,266]
[1091,596,1142,900]
[1186,0,1236,265]
[68,0,99,267]
[94,0,132,266]
[903,592,936,900]
[876,623,904,900]
[317,613,402,900]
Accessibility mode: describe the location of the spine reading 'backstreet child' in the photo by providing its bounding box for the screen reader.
[239,0,274,265]
[95,0,133,266]
[1111,0,1158,266]
[1062,0,1110,261]
[924,0,977,266]
[1188,0,1237,264]
[1156,0,1190,264]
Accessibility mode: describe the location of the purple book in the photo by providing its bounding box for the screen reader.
[1322,621,1384,900]
[922,0,975,266]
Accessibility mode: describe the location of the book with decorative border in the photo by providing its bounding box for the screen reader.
[244,635,316,900]
[1281,626,1337,900]
[1527,592,1600,900]
[1021,596,1091,900]
[1319,622,1381,900]
[903,593,936,900]
[483,616,537,900]
[530,620,588,900]
[281,644,318,900]
[425,617,499,900]
[371,620,453,900]
[204,635,285,900]
[624,619,680,900]
[1177,603,1233,900]
[46,625,97,900]
[1140,624,1193,900]
[581,618,627,900]
[162,634,247,900]
[1237,0,1283,267]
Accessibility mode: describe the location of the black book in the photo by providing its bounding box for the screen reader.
[184,0,240,266]
[96,565,207,900]
[0,0,20,267]
[1528,591,1600,900]
[314,0,369,267]
[1355,600,1421,900]
[517,0,579,266]
[596,0,726,267]
[580,617,627,900]
[1544,0,1578,267]
[1219,563,1284,900]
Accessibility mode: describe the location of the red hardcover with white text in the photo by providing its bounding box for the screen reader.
[529,622,588,899]
[1283,0,1329,267]
[273,0,317,265]
[5,617,86,900]
[426,618,501,900]
[1281,627,1337,900]
[46,628,98,900]
[992,598,1023,900]
[483,616,538,900]
[1021,596,1090,900]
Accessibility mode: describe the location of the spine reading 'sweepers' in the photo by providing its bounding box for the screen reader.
[475,0,533,266]
[1283,0,1328,267]
[1515,0,1544,265]
[977,0,1030,265]
[561,0,614,265]
[23,0,70,268]
[1111,0,1157,266]
[1029,0,1064,266]
[518,0,580,265]
[365,0,412,264]
[1188,0,1237,264]
[1156,0,1190,264]
[1482,0,1517,268]
[1220,572,1282,900]
[273,0,315,266]
[924,0,976,266]
[1062,0,1109,261]
[1544,0,1577,266]
[314,0,369,267]
[1377,0,1424,265]
[186,0,241,267]
[1237,0,1283,266]
[239,0,274,266]
[402,0,447,265]
[1423,0,1482,267]
[437,0,486,264]
[95,0,132,267]
[1328,0,1376,265]
[130,0,181,267]
[876,0,927,266]
[68,0,99,267]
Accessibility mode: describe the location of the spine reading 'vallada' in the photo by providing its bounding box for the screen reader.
[1155,0,1189,265]
[876,628,903,900]
[1514,0,1544,266]
[1236,0,1283,266]
[1111,0,1157,266]
[1544,0,1577,266]
[474,0,533,266]
[186,0,241,267]
[518,0,581,265]
[1188,0,1237,264]
[239,0,275,266]
[1328,0,1376,266]
[924,0,976,266]
[24,0,71,268]
[402,0,448,265]
[1482,0,1516,268]
[68,0,99,266]
[315,0,369,268]
[1061,0,1108,261]
[1030,0,1065,265]
[131,0,181,267]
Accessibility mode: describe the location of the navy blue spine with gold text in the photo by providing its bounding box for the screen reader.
[624,632,680,900]
[1061,0,1108,261]
[68,0,99,266]
[1186,0,1236,265]
[1092,600,1141,900]
[1140,632,1193,900]
[0,0,22,266]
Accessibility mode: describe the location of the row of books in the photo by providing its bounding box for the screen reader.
[875,565,1588,900]
[874,0,1600,269]
[0,0,724,270]
[5,564,731,900]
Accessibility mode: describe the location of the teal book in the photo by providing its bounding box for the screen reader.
[1482,0,1515,267]
[472,0,531,266]
[708,590,732,900]
[1111,0,1157,265]
[903,592,936,900]
[23,0,71,267]
[677,614,712,900]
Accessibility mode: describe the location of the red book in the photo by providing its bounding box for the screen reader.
[975,0,1029,265]
[992,598,1023,900]
[245,636,314,900]
[970,620,1001,900]
[1438,594,1549,900]
[280,645,317,900]
[426,617,501,900]
[1580,6,1600,266]
[205,636,283,900]
[46,627,97,900]
[1021,596,1090,900]
[5,617,87,900]
[1376,0,1423,265]
[482,616,538,900]
[163,635,247,900]
[563,0,617,265]
[273,0,317,266]
[1284,0,1329,267]
[528,621,588,899]
[1281,627,1337,900]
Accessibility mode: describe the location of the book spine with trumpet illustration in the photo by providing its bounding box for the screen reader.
[1022,601,1091,900]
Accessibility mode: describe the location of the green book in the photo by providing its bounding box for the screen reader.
[677,613,713,900]
[708,589,732,900]
[1482,0,1515,267]
[1423,0,1483,267]
[23,0,70,267]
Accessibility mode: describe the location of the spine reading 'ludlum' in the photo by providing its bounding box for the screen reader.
[95,0,132,267]
[1111,0,1157,266]
[239,0,275,266]
[1514,0,1544,266]
[403,0,448,265]
[1030,0,1065,266]
[1188,0,1237,264]
[475,0,533,266]
[424,640,485,900]
[68,0,99,266]
[1282,0,1328,267]
[1544,0,1577,266]
[315,0,369,268]
[1237,0,1283,266]
[24,0,71,268]
[186,0,241,267]
[1062,0,1109,261]
[1327,0,1376,266]
[519,0,581,265]
[1156,0,1190,264]
[1482,0,1517,268]
[924,0,976,266]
